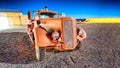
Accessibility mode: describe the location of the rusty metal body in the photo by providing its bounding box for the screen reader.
[27,7,86,61]
[34,17,78,51]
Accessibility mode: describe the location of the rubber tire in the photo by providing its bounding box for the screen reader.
[39,47,45,61]
[35,44,45,61]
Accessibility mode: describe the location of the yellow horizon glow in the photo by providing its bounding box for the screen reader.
[84,18,120,23]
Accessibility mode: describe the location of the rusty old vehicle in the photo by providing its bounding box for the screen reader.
[27,7,86,61]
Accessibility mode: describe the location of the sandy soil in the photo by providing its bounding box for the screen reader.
[0,24,120,68]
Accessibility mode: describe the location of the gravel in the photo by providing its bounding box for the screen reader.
[0,24,120,68]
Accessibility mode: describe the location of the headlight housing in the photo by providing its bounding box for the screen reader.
[52,31,59,39]
[78,30,83,35]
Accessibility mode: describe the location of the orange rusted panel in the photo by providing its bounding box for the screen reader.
[33,27,51,47]
[41,18,61,30]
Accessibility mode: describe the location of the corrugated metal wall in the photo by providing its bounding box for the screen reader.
[7,12,22,26]
[0,12,22,27]
[0,13,10,30]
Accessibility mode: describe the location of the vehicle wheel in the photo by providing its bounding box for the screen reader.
[39,47,45,61]
[75,42,82,50]
[35,44,45,61]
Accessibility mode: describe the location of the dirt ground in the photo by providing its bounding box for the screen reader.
[0,24,120,68]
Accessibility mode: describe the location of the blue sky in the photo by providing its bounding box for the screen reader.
[0,0,120,18]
